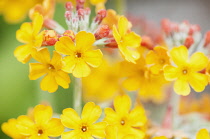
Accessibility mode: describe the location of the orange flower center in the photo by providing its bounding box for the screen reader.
[182,69,188,75]
[48,64,55,70]
[81,126,87,132]
[159,59,165,64]
[120,119,125,125]
[75,52,82,58]
[38,129,43,136]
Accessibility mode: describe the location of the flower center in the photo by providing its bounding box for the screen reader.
[48,64,55,70]
[159,59,165,64]
[37,129,43,136]
[120,120,125,125]
[81,126,87,132]
[182,69,188,75]
[75,52,82,58]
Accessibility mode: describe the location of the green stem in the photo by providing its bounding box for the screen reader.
[73,78,82,114]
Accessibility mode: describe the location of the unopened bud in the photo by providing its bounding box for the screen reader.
[95,9,107,24]
[188,25,200,35]
[204,31,210,47]
[65,2,73,11]
[77,9,85,20]
[65,11,72,21]
[94,24,110,40]
[161,19,171,36]
[63,30,75,41]
[105,38,118,48]
[184,36,194,48]
[76,0,85,10]
[141,36,154,50]
[42,30,58,46]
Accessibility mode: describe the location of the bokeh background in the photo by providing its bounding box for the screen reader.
[1,0,210,138]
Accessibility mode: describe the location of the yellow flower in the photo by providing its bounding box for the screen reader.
[146,46,170,74]
[152,136,168,139]
[113,16,141,63]
[61,102,107,139]
[104,95,147,138]
[122,57,168,103]
[1,118,27,139]
[196,129,210,139]
[55,31,103,78]
[29,48,70,93]
[82,59,121,103]
[14,12,44,63]
[16,104,64,138]
[164,45,208,96]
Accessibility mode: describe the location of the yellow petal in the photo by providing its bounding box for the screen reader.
[55,36,75,55]
[105,125,117,139]
[189,73,208,92]
[170,46,188,66]
[123,32,141,48]
[81,102,102,124]
[196,129,210,139]
[190,52,208,71]
[31,47,50,64]
[73,60,91,78]
[62,56,76,73]
[123,77,140,91]
[51,51,62,69]
[40,73,58,93]
[55,70,71,89]
[29,63,47,80]
[118,16,128,36]
[34,105,53,125]
[16,22,33,43]
[84,49,103,68]
[113,25,121,43]
[61,108,81,129]
[174,79,190,96]
[163,65,178,81]
[45,118,64,137]
[104,108,118,124]
[14,44,32,63]
[129,106,147,127]
[32,12,43,35]
[62,130,81,139]
[75,31,95,51]
[90,122,107,138]
[114,95,131,116]
[153,136,168,139]
[119,45,140,64]
[16,115,35,136]
[146,50,158,64]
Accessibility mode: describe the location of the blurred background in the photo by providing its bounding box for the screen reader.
[1,0,210,138]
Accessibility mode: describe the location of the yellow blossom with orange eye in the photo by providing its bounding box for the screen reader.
[113,16,141,63]
[61,102,107,139]
[104,95,147,139]
[82,59,121,103]
[122,57,168,103]
[14,12,44,64]
[55,31,103,78]
[163,45,208,96]
[1,118,27,139]
[16,104,64,138]
[29,48,70,93]
[146,46,170,74]
[196,129,210,139]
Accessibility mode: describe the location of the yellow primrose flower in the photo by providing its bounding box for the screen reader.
[29,48,70,93]
[146,46,170,74]
[122,57,168,103]
[196,129,210,139]
[61,102,107,139]
[16,104,64,138]
[55,31,103,78]
[14,12,44,63]
[164,45,208,96]
[113,16,141,63]
[1,118,27,139]
[104,95,147,138]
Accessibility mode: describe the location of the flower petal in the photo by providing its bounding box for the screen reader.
[16,115,35,136]
[196,129,210,139]
[45,118,64,137]
[55,70,71,89]
[129,106,147,127]
[170,45,188,66]
[189,73,208,92]
[114,95,131,116]
[174,79,190,96]
[62,130,81,139]
[163,65,178,81]
[113,25,121,43]
[32,12,43,35]
[90,122,107,138]
[40,73,58,93]
[73,60,91,78]
[61,108,81,129]
[62,56,76,73]
[104,108,118,124]
[119,45,140,64]
[29,63,47,80]
[75,31,95,51]
[14,44,32,63]
[31,47,50,64]
[16,22,33,43]
[118,16,128,36]
[123,32,141,48]
[51,51,62,69]
[34,105,53,125]
[84,50,103,68]
[123,77,140,91]
[190,52,208,71]
[81,102,102,124]
[55,36,75,55]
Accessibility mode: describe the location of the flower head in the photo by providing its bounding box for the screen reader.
[104,95,147,138]
[55,31,103,78]
[113,16,141,63]
[29,47,70,93]
[16,104,64,138]
[61,102,107,139]
[14,12,44,63]
[164,45,208,96]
